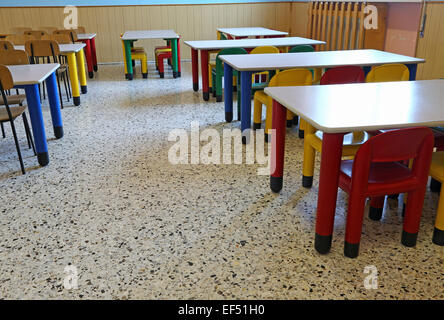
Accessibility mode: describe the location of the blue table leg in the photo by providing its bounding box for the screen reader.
[240,71,252,144]
[407,63,418,80]
[46,72,64,139]
[24,84,49,166]
[224,63,233,123]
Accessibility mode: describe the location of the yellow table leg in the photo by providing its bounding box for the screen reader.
[76,48,88,94]
[66,52,80,106]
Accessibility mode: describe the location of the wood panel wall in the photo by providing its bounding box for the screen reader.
[0,3,292,63]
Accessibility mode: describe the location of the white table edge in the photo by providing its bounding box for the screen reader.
[183,39,326,50]
[8,63,60,85]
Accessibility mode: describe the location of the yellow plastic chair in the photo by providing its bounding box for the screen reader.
[120,35,148,78]
[365,63,410,83]
[250,46,280,90]
[253,69,312,142]
[429,152,444,246]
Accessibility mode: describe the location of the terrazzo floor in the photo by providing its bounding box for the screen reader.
[0,62,443,300]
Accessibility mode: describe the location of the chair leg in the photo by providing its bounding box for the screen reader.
[344,193,367,258]
[1,122,5,138]
[286,110,294,128]
[253,98,262,130]
[369,196,385,221]
[22,113,36,155]
[62,73,70,102]
[56,73,64,109]
[302,124,317,188]
[433,183,444,245]
[402,187,427,247]
[264,101,273,143]
[158,57,165,78]
[9,120,25,174]
[65,70,72,99]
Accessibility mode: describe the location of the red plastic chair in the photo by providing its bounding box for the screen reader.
[156,36,181,78]
[320,66,365,85]
[338,127,434,258]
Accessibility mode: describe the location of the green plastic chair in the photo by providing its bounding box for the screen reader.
[211,47,248,102]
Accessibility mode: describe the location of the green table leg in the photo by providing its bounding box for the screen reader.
[171,38,178,78]
[124,39,133,80]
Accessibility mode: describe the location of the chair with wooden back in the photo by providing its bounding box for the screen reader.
[0,40,14,52]
[75,26,86,34]
[40,26,58,34]
[24,30,48,40]
[42,33,72,44]
[53,29,77,43]
[5,34,34,45]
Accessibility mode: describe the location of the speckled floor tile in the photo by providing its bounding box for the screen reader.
[0,62,443,300]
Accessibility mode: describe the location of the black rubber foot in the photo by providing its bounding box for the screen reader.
[401,230,418,247]
[94,65,98,72]
[344,241,360,258]
[369,206,383,221]
[132,61,135,67]
[253,123,261,130]
[88,71,94,79]
[402,203,406,217]
[178,72,181,77]
[37,152,49,166]
[388,194,399,200]
[242,136,247,145]
[127,73,133,81]
[265,133,270,143]
[293,116,298,125]
[233,86,237,92]
[432,227,444,246]
[142,73,148,79]
[286,120,293,128]
[430,178,441,193]
[203,92,209,101]
[125,73,129,80]
[173,71,178,78]
[315,233,332,254]
[225,112,233,123]
[216,95,222,103]
[81,86,87,94]
[73,96,80,106]
[270,176,283,193]
[298,130,304,139]
[159,73,164,78]
[54,126,64,139]
[302,175,313,188]
[213,90,216,98]
[193,83,198,92]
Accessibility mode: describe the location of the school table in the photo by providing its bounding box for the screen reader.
[184,37,325,101]
[77,33,98,79]
[217,27,288,39]
[121,30,180,80]
[220,49,425,134]
[264,80,444,254]
[7,63,62,167]
[15,43,88,106]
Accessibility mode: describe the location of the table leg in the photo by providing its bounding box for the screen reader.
[83,39,94,79]
[66,52,81,106]
[191,48,199,92]
[45,72,63,139]
[270,100,287,193]
[240,71,252,143]
[123,39,133,80]
[24,84,49,166]
[315,132,345,254]
[407,63,417,81]
[171,38,178,78]
[91,37,98,72]
[76,48,88,94]
[224,63,233,123]
[201,49,209,101]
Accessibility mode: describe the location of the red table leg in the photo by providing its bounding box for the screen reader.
[91,37,98,72]
[315,132,345,254]
[191,48,198,92]
[201,49,209,101]
[82,39,94,79]
[270,100,287,193]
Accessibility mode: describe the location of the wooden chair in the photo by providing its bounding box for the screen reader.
[75,26,86,34]
[0,64,36,174]
[5,34,34,45]
[40,27,59,34]
[0,40,14,51]
[53,29,78,43]
[24,30,48,40]
[42,33,72,44]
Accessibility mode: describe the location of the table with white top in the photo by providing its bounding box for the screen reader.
[264,80,444,254]
[184,37,325,101]
[15,43,88,106]
[220,49,425,135]
[121,30,180,80]
[77,33,98,78]
[217,27,288,40]
[8,63,62,166]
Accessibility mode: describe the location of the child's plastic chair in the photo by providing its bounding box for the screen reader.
[155,36,181,78]
[120,35,147,79]
[426,152,444,246]
[365,63,410,83]
[250,46,280,91]
[253,69,312,142]
[338,127,434,258]
[302,66,366,188]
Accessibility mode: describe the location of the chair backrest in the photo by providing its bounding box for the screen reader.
[53,29,77,43]
[5,34,34,45]
[289,45,314,53]
[0,64,14,91]
[76,26,86,34]
[365,63,410,83]
[40,26,59,34]
[24,30,48,40]
[0,49,29,65]
[42,33,72,44]
[0,40,14,51]
[250,46,280,55]
[25,40,61,62]
[215,47,248,72]
[320,66,365,85]
[220,32,228,40]
[268,68,313,87]
[11,27,32,34]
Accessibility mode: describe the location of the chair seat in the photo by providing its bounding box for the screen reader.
[0,105,27,122]
[0,94,26,106]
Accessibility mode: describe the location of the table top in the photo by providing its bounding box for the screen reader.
[7,63,60,85]
[77,33,96,40]
[15,43,86,54]
[264,80,444,133]
[217,27,288,37]
[122,30,179,40]
[184,37,325,50]
[220,49,425,71]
